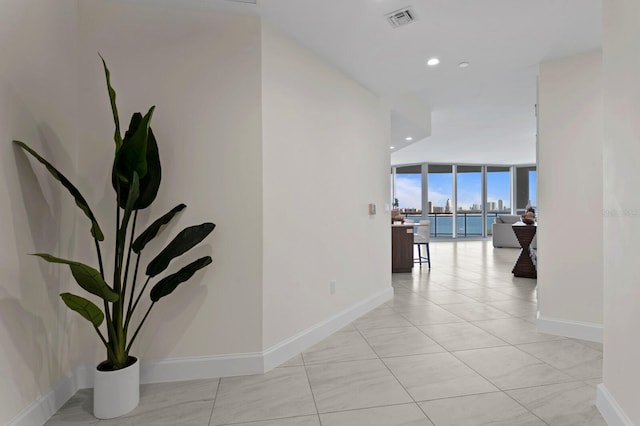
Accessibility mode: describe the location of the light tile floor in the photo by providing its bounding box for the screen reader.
[46,241,606,426]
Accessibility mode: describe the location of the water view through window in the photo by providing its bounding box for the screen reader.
[428,165,453,236]
[457,166,482,236]
[487,166,511,235]
[391,163,533,238]
[394,165,422,212]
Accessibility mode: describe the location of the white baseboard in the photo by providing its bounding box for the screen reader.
[537,315,603,343]
[597,384,634,426]
[140,352,264,384]
[8,286,393,426]
[8,353,265,426]
[263,287,393,371]
[8,368,82,426]
[140,286,393,379]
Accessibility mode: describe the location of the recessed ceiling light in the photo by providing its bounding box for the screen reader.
[390,146,395,149]
[427,58,440,66]
[405,136,413,141]
[458,61,470,68]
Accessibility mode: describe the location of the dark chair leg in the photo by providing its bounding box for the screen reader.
[426,243,431,269]
[417,244,422,265]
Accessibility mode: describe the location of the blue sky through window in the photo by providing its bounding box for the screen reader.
[529,170,537,207]
[395,174,421,209]
[487,171,511,210]
[428,172,453,209]
[457,172,481,210]
[395,170,513,211]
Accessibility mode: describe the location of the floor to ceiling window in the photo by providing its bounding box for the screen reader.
[456,165,483,237]
[486,166,512,235]
[391,163,533,238]
[515,165,537,212]
[427,165,453,237]
[528,169,537,210]
[393,165,422,222]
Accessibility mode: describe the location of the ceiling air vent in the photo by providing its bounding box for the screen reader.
[385,7,417,28]
[224,0,257,4]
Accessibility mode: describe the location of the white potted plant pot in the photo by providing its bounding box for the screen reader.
[94,357,140,419]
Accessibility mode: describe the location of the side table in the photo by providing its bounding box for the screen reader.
[512,222,537,278]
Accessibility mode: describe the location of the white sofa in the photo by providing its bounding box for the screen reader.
[492,215,537,248]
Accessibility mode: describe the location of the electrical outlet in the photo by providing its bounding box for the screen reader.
[330,280,336,295]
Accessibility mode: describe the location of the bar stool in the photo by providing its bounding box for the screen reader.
[414,220,431,268]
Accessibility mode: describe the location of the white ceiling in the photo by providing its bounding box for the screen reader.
[129,0,602,165]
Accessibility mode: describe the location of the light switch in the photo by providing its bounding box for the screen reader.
[368,203,376,215]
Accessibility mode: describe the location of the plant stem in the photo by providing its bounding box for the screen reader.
[126,302,155,353]
[103,193,118,353]
[124,275,150,332]
[112,186,123,364]
[114,191,121,294]
[94,324,116,361]
[93,238,105,279]
[103,300,117,349]
[121,210,138,315]
[124,253,142,340]
[93,235,112,361]
[115,181,137,360]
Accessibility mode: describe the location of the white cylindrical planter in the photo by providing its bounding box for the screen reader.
[94,357,140,419]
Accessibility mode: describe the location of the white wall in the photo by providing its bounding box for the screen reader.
[601,0,640,422]
[261,23,391,349]
[76,0,264,358]
[3,2,394,422]
[537,50,603,338]
[0,0,84,423]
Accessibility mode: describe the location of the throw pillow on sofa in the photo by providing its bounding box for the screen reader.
[496,215,521,224]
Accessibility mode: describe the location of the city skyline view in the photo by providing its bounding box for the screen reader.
[395,169,537,212]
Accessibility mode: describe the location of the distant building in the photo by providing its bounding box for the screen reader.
[428,201,433,213]
[433,206,445,213]
[445,198,452,213]
[498,199,504,211]
[400,208,422,215]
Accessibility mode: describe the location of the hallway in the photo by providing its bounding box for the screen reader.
[47,241,605,425]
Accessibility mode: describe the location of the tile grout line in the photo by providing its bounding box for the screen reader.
[207,378,222,426]
[413,273,551,426]
[500,389,551,426]
[415,322,512,351]
[300,352,323,426]
[436,303,556,425]
[352,324,437,425]
[399,273,536,351]
[216,413,323,426]
[429,271,555,424]
[509,341,604,382]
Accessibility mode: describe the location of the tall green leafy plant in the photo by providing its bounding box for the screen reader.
[13,58,215,370]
